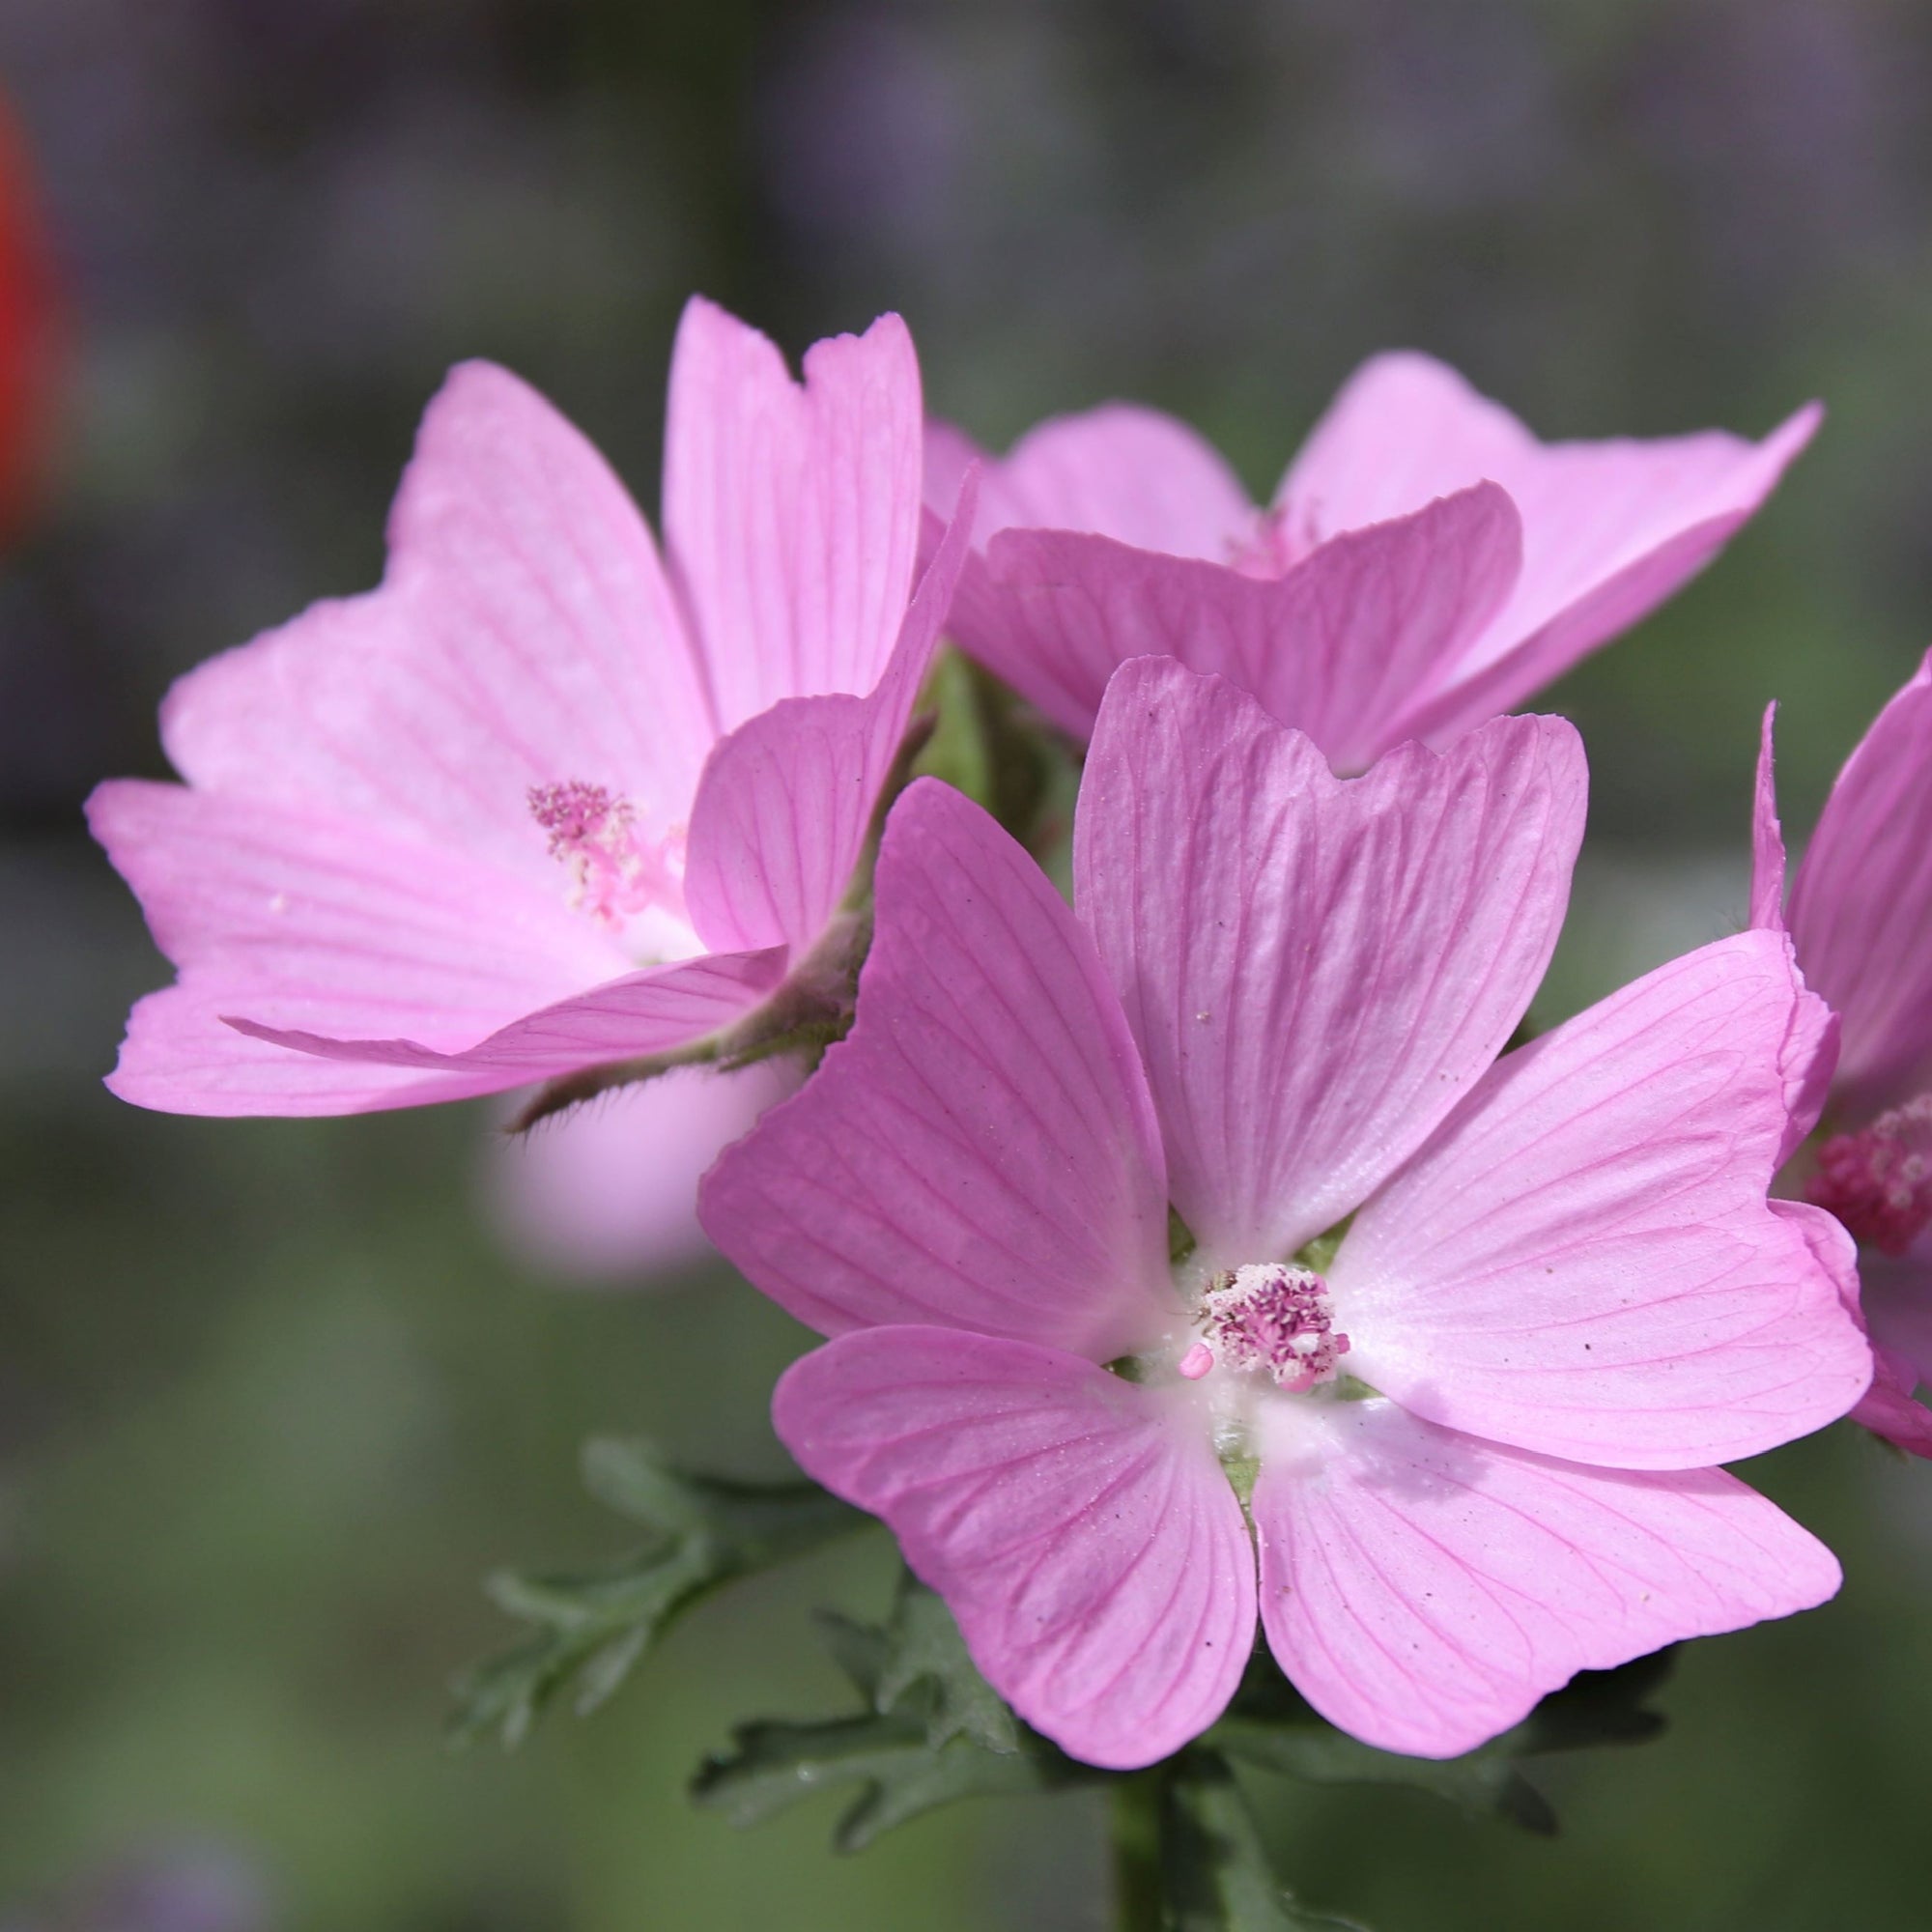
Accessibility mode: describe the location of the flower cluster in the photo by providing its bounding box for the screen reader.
[89,295,1929,1777]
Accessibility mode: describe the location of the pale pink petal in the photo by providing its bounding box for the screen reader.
[973,483,1521,765]
[158,361,715,886]
[1252,1398,1839,1759]
[1787,649,1932,1118]
[1278,352,1819,721]
[665,299,922,732]
[1849,1345,1932,1460]
[1074,661,1584,1265]
[775,1327,1255,1771]
[1336,930,1871,1469]
[700,778,1173,1360]
[926,403,1256,559]
[88,778,629,1114]
[488,1060,801,1284]
[1749,701,1788,932]
[228,946,785,1081]
[681,472,974,953]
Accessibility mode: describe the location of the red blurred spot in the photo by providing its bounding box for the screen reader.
[0,93,60,537]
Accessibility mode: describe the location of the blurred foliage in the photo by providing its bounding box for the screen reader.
[6,1,1932,1927]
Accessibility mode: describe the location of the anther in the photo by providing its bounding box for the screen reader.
[1807,1094,1932,1257]
[1198,1263,1350,1394]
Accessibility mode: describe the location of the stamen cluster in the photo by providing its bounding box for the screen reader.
[527,781,680,928]
[1194,1263,1350,1393]
[1806,1094,1932,1257]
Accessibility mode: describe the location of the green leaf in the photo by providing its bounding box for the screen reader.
[693,1708,1093,1854]
[448,1438,865,1749]
[864,1573,1020,1752]
[1207,1643,1673,1836]
[1210,1715,1555,1836]
[694,1573,1094,1851]
[1162,1750,1371,1931]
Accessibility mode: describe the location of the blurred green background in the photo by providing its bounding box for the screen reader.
[4,2,1932,1926]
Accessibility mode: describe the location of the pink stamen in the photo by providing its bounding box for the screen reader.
[1198,1263,1350,1393]
[527,780,682,928]
[1807,1094,1932,1256]
[1177,1341,1215,1380]
[1227,499,1326,581]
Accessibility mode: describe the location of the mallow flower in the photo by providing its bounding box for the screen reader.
[702,658,1869,1769]
[924,356,1816,770]
[1752,657,1932,1456]
[88,297,969,1123]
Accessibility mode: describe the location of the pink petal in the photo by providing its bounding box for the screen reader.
[1787,649,1932,1118]
[158,361,715,887]
[1278,353,1819,728]
[775,1326,1255,1771]
[1336,930,1871,1469]
[972,482,1522,764]
[1074,661,1584,1266]
[488,1060,802,1284]
[1749,701,1788,932]
[1252,1398,1839,1759]
[680,470,975,953]
[700,778,1174,1361]
[227,946,785,1081]
[924,404,1255,560]
[88,778,630,1114]
[1746,713,1839,1165]
[1849,1344,1932,1460]
[664,299,923,733]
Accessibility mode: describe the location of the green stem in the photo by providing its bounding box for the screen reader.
[1111,1768,1166,1932]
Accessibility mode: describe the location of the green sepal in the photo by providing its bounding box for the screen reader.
[447,1438,865,1749]
[911,645,1063,847]
[695,1577,1097,1850]
[1161,1749,1371,1931]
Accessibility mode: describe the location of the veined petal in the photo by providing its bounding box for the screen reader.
[924,403,1255,560]
[700,779,1174,1361]
[228,947,785,1082]
[1252,1399,1839,1760]
[1749,701,1788,933]
[88,778,633,1114]
[1278,352,1818,723]
[665,299,922,732]
[1787,649,1932,1118]
[158,361,715,885]
[776,1327,1256,1771]
[681,471,974,953]
[1074,662,1584,1265]
[977,483,1521,765]
[1337,930,1871,1469]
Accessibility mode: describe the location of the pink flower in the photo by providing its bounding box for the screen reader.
[924,356,1817,770]
[87,298,970,1117]
[1752,660,1932,1456]
[701,659,1868,1768]
[486,1062,800,1286]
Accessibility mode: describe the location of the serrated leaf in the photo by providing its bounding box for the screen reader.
[1207,1642,1672,1836]
[1163,1751,1371,1931]
[448,1439,866,1749]
[692,1709,1094,1854]
[869,1576,1020,1752]
[1489,1647,1674,1757]
[1210,1717,1555,1835]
